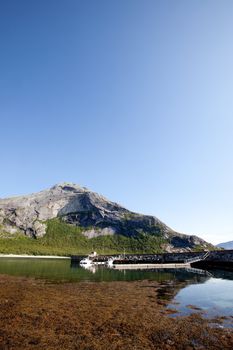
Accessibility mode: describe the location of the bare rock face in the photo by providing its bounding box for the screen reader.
[0,183,211,251]
[0,183,89,237]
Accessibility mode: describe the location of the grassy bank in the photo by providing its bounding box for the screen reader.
[0,219,167,256]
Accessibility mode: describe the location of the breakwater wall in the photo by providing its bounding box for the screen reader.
[106,252,204,264]
[71,252,202,264]
[192,250,233,270]
[71,250,233,270]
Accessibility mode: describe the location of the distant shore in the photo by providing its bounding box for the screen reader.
[0,254,70,259]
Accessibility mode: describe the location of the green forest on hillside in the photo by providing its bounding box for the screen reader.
[0,219,167,256]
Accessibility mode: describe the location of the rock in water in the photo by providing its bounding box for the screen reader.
[0,182,211,251]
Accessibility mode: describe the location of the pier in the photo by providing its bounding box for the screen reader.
[71,250,233,271]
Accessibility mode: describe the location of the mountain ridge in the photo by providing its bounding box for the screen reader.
[217,240,233,250]
[0,183,212,252]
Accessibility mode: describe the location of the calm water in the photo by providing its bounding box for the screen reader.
[168,274,233,320]
[0,258,232,322]
[0,258,207,283]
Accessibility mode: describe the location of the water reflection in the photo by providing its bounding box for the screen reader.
[81,264,98,274]
[0,258,232,321]
[167,272,233,321]
[0,258,212,283]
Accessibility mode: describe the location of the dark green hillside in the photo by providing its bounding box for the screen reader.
[0,219,167,256]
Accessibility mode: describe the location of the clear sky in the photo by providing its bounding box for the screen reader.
[1,0,233,244]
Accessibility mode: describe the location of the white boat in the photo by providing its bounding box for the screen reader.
[80,252,106,267]
[80,257,93,267]
[80,253,122,268]
[107,257,115,267]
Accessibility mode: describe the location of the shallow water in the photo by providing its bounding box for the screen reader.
[0,258,232,321]
[168,274,233,320]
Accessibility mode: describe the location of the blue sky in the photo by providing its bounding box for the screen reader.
[1,0,233,244]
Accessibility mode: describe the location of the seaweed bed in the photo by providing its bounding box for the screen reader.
[0,275,232,350]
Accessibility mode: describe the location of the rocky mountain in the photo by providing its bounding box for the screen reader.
[0,183,211,252]
[217,241,233,250]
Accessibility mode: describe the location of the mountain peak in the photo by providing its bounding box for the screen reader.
[0,184,212,252]
[50,182,88,192]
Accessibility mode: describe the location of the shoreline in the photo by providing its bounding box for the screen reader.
[0,254,70,259]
